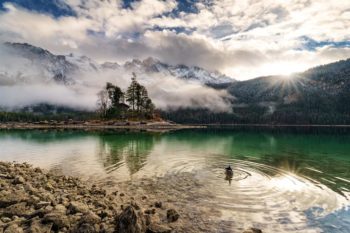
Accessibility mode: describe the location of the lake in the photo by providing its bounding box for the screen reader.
[0,127,349,232]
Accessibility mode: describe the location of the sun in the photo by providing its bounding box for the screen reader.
[225,61,311,80]
[261,62,307,77]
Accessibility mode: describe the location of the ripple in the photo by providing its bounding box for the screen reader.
[117,154,350,232]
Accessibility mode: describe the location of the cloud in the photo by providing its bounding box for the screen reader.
[0,0,349,80]
[0,43,232,112]
[0,85,96,110]
[76,66,233,112]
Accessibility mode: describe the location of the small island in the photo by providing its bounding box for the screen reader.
[0,74,204,131]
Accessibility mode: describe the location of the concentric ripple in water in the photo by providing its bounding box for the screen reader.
[127,154,350,232]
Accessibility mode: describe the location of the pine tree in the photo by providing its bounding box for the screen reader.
[144,98,155,118]
[106,82,124,108]
[106,82,115,106]
[140,86,148,111]
[113,86,124,106]
[126,73,138,111]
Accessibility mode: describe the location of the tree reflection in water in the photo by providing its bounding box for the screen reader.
[97,131,157,176]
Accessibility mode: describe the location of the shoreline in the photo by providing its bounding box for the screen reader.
[1,122,350,131]
[0,122,205,131]
[0,161,180,233]
[199,123,350,128]
[0,161,262,233]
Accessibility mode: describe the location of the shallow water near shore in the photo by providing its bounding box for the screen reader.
[0,127,350,232]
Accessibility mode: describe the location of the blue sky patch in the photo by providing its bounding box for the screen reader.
[151,25,195,35]
[121,0,139,9]
[301,36,350,51]
[0,0,76,17]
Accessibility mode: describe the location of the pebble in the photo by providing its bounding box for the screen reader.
[0,161,177,233]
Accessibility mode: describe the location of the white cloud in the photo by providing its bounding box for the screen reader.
[0,43,232,111]
[0,0,349,80]
[0,85,96,110]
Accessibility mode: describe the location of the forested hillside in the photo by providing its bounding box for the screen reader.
[163,59,350,124]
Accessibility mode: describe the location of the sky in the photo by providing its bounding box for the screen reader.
[0,0,349,80]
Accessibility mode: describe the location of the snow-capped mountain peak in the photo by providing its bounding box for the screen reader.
[2,42,235,85]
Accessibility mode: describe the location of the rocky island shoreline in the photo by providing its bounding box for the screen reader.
[0,121,204,131]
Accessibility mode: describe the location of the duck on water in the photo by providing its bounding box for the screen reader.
[225,165,233,184]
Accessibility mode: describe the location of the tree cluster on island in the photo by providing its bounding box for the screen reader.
[97,73,155,120]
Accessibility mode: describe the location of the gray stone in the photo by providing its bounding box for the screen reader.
[80,211,100,225]
[0,217,11,223]
[68,201,90,214]
[13,176,25,185]
[29,219,53,233]
[146,223,172,233]
[4,224,24,233]
[35,201,51,209]
[54,204,67,214]
[3,202,32,217]
[0,190,28,208]
[77,223,96,233]
[43,211,70,229]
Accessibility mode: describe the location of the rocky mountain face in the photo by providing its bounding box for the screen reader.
[2,42,235,86]
[3,42,78,85]
[117,57,234,84]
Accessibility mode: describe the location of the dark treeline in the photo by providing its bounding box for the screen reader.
[161,106,350,125]
[97,73,155,120]
[0,111,97,122]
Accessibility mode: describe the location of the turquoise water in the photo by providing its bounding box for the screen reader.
[0,128,349,232]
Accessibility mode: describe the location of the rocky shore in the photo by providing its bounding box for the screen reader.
[0,162,179,233]
[0,162,263,233]
[0,121,205,131]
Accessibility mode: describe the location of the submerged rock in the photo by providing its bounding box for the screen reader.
[243,227,263,233]
[154,202,162,208]
[166,209,179,222]
[116,206,146,233]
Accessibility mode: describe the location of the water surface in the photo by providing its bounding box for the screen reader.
[0,128,349,232]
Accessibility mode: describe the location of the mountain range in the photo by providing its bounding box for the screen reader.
[2,42,234,86]
[1,42,350,124]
